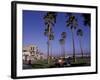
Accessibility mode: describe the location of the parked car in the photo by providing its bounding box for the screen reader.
[54,57,72,67]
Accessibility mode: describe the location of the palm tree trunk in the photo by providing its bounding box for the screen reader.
[47,40,50,64]
[50,41,52,59]
[60,45,62,57]
[64,43,66,58]
[63,44,65,58]
[79,37,83,58]
[61,44,63,57]
[47,25,51,64]
[62,44,64,57]
[61,45,63,57]
[71,29,76,62]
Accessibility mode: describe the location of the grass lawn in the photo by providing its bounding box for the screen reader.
[71,57,91,66]
[31,59,54,68]
[31,56,90,68]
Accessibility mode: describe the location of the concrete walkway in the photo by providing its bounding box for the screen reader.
[23,64,33,69]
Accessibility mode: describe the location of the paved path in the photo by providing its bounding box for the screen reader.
[23,64,33,69]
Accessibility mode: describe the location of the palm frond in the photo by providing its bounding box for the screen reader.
[77,29,83,36]
[61,32,66,39]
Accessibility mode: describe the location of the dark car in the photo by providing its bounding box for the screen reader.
[54,57,72,67]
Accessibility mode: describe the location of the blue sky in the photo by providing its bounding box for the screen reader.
[23,10,90,56]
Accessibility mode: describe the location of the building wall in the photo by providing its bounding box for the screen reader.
[23,45,46,64]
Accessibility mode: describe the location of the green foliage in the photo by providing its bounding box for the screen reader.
[82,14,91,27]
[59,38,65,45]
[77,29,83,36]
[61,32,66,39]
[66,15,78,29]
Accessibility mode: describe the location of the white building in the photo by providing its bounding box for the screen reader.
[23,45,46,64]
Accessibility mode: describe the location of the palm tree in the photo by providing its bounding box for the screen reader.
[66,14,78,62]
[82,14,91,27]
[59,38,65,57]
[61,32,66,39]
[49,31,54,59]
[59,32,66,58]
[61,32,66,58]
[77,29,84,58]
[43,12,57,64]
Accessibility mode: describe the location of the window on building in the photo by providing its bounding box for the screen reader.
[23,50,27,52]
[31,47,33,50]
